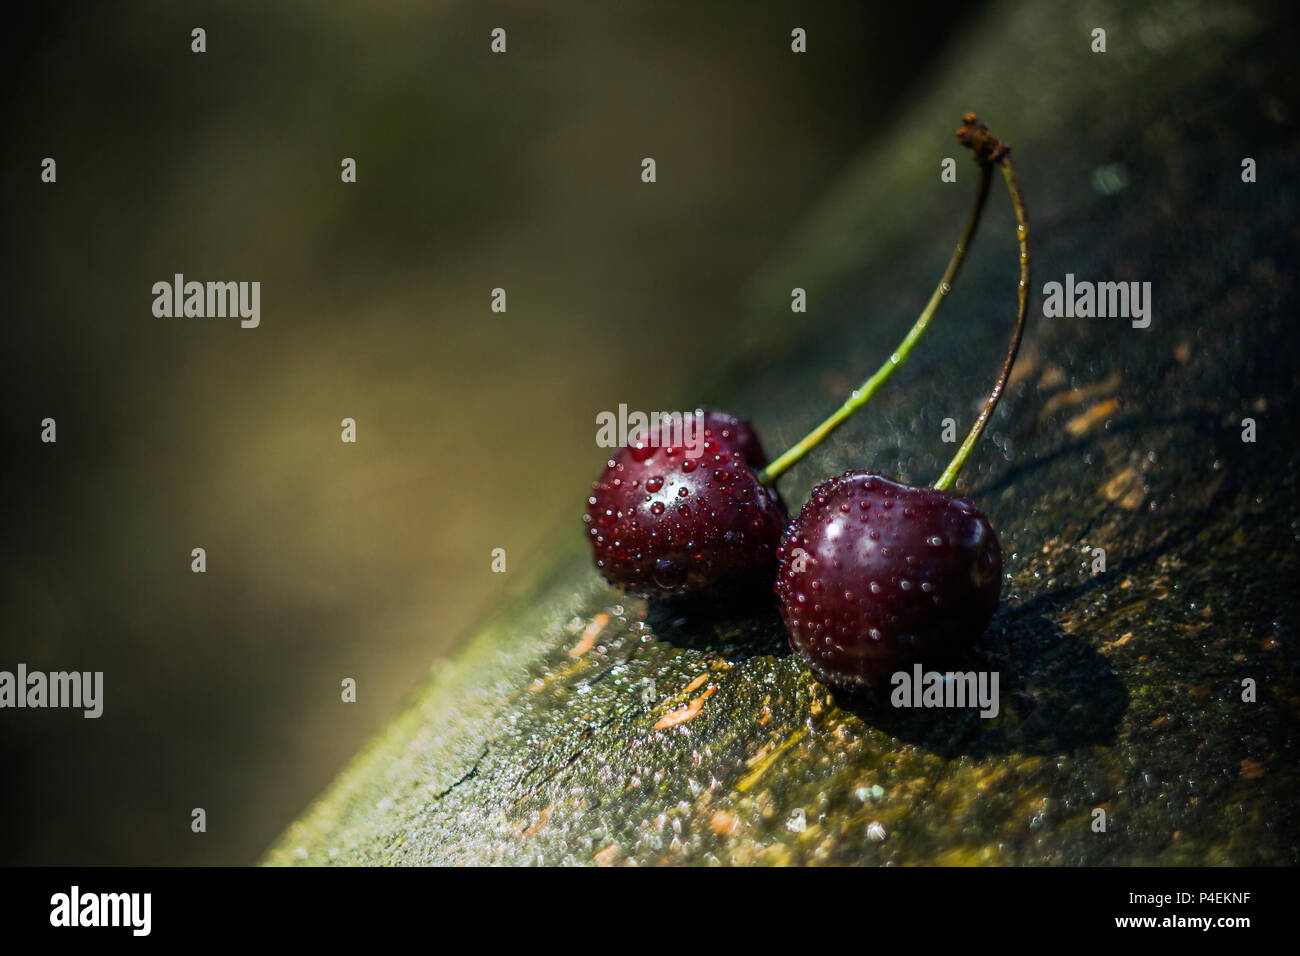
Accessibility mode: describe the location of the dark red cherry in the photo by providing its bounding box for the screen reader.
[584,409,787,600]
[776,471,1002,689]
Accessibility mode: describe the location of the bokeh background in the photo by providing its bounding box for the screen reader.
[0,1,979,864]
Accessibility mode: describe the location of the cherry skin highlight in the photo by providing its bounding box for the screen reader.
[776,471,1002,689]
[585,409,787,600]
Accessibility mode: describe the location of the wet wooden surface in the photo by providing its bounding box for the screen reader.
[266,0,1299,865]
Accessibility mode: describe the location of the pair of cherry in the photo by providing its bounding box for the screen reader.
[584,115,1030,691]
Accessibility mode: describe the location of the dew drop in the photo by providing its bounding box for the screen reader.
[652,559,684,590]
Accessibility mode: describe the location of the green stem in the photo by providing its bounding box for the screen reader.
[758,161,993,486]
[932,155,1030,491]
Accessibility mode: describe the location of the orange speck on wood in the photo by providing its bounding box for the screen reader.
[683,673,708,694]
[1100,464,1145,510]
[1066,397,1121,438]
[521,806,551,838]
[1040,372,1121,418]
[569,613,610,657]
[653,687,716,730]
[593,843,621,866]
[710,811,737,836]
[1101,632,1134,653]
[1240,758,1267,780]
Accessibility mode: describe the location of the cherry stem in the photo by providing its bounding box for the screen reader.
[932,129,1029,492]
[758,158,993,487]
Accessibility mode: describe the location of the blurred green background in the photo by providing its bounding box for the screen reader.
[0,1,978,864]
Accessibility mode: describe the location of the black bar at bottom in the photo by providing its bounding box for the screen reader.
[0,865,1283,943]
